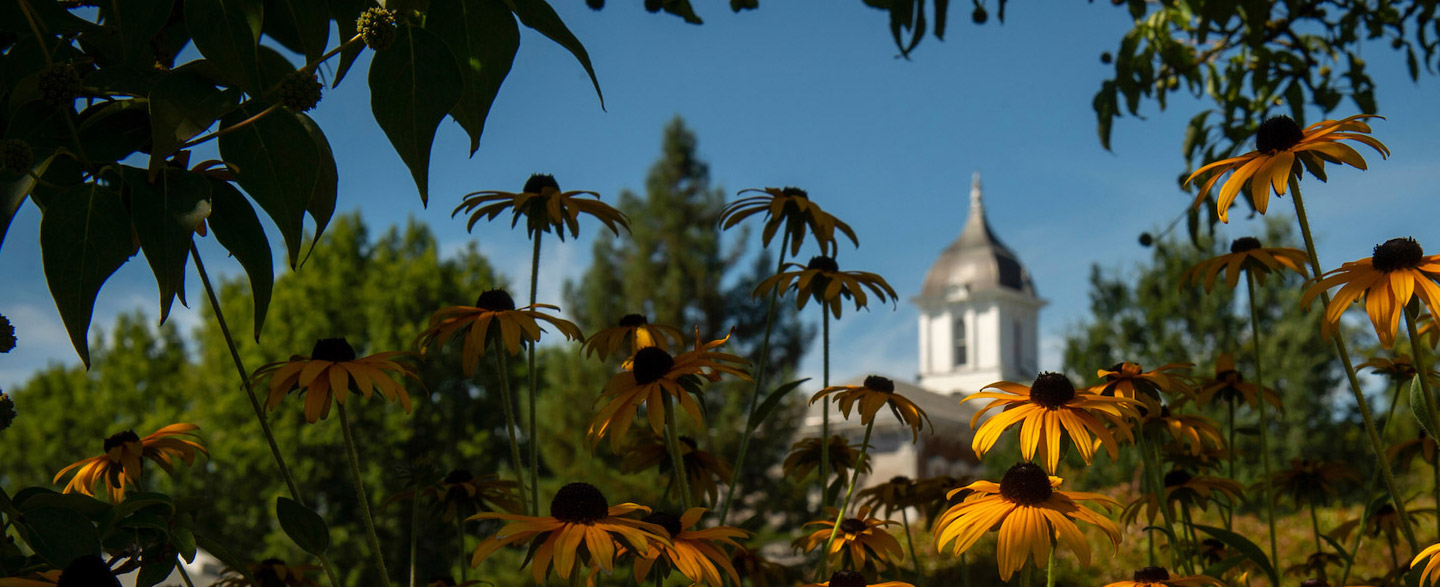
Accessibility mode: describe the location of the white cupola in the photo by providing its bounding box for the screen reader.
[914,173,1045,395]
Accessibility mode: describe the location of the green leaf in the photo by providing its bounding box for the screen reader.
[16,507,101,568]
[1192,523,1279,585]
[135,556,176,587]
[40,182,137,367]
[368,24,463,206]
[171,525,198,563]
[503,0,604,108]
[1318,532,1354,565]
[428,0,520,155]
[76,99,152,164]
[327,0,368,87]
[276,497,330,556]
[110,0,176,68]
[293,112,337,263]
[12,489,111,520]
[124,166,212,323]
[206,179,273,339]
[217,103,327,268]
[262,0,330,63]
[1411,376,1435,438]
[1,154,55,249]
[185,0,265,95]
[148,71,243,166]
[747,377,809,432]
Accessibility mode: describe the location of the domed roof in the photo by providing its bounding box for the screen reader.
[920,173,1036,299]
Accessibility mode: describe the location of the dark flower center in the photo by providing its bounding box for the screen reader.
[260,558,285,566]
[1300,580,1330,587]
[550,482,609,524]
[1256,116,1304,153]
[781,186,808,199]
[1371,237,1424,272]
[619,313,648,327]
[632,346,675,384]
[1029,372,1076,409]
[523,173,559,194]
[678,435,698,450]
[643,511,683,538]
[838,518,867,534]
[1230,236,1262,253]
[428,577,458,587]
[475,289,516,311]
[806,255,839,272]
[312,338,356,362]
[57,555,118,587]
[1375,503,1396,517]
[864,375,894,393]
[1163,470,1193,487]
[889,475,911,485]
[1217,369,1243,384]
[103,430,140,452]
[1132,566,1171,582]
[828,570,867,587]
[999,463,1053,505]
[444,469,474,484]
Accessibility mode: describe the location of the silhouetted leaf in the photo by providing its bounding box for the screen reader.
[206,179,273,339]
[218,103,327,267]
[40,183,137,367]
[504,0,604,107]
[747,378,809,432]
[1192,524,1279,585]
[124,166,211,323]
[17,507,100,568]
[327,0,368,87]
[293,112,336,263]
[368,24,462,206]
[76,99,152,164]
[185,0,264,94]
[429,0,520,155]
[148,71,243,167]
[276,497,330,556]
[262,0,330,63]
[109,0,175,67]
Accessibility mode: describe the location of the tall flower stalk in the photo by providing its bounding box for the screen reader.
[1244,272,1280,563]
[337,403,392,586]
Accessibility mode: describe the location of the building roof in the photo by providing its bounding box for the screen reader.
[919,173,1036,299]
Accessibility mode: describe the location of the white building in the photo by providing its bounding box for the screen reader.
[801,172,1045,484]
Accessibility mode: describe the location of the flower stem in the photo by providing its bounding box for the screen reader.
[410,481,422,587]
[1137,433,1184,573]
[492,348,529,515]
[1225,396,1236,530]
[1045,544,1056,587]
[317,554,342,587]
[1244,271,1279,565]
[719,233,789,525]
[901,507,924,583]
[1406,306,1440,543]
[526,233,543,517]
[1289,180,1419,553]
[818,421,874,580]
[336,403,393,587]
[176,560,197,587]
[1309,501,1325,561]
[190,244,303,501]
[1339,378,1405,585]
[177,103,280,150]
[819,312,831,512]
[456,515,467,582]
[662,392,693,510]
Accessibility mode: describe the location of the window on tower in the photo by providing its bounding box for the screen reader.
[953,316,968,367]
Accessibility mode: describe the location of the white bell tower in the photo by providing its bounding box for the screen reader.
[914,173,1045,395]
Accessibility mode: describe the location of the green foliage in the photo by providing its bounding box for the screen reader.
[0,0,599,366]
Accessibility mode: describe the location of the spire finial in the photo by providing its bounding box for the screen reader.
[970,171,983,207]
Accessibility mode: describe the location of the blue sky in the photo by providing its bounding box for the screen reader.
[2,2,1437,390]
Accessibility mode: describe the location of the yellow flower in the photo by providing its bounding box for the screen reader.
[1180,236,1309,291]
[1140,404,1226,457]
[811,375,931,442]
[783,435,872,486]
[1387,431,1437,473]
[468,482,668,583]
[1194,352,1285,414]
[453,173,628,240]
[1261,458,1359,508]
[250,337,419,423]
[1302,237,1440,348]
[1102,566,1226,587]
[1357,353,1426,383]
[0,571,62,587]
[630,508,750,587]
[384,469,521,522]
[1184,114,1388,223]
[793,506,905,573]
[1091,361,1195,414]
[965,372,1140,474]
[798,570,914,587]
[415,288,583,376]
[753,256,897,319]
[1416,543,1440,587]
[53,424,208,503]
[587,333,750,452]
[581,313,684,363]
[1121,470,1244,527]
[719,186,858,256]
[857,476,917,519]
[622,434,733,507]
[1332,499,1436,547]
[933,463,1122,581]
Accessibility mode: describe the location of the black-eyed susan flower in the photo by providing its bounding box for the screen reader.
[1194,352,1285,414]
[1120,470,1244,527]
[794,506,904,573]
[933,462,1123,581]
[857,476,916,519]
[1184,114,1389,223]
[0,570,63,587]
[730,545,792,587]
[415,289,583,376]
[719,187,858,257]
[587,334,750,452]
[622,434,733,507]
[581,313,683,363]
[1181,236,1309,291]
[797,570,914,587]
[1302,237,1440,348]
[1332,499,1436,547]
[214,559,321,587]
[753,256,897,319]
[1091,361,1195,414]
[965,372,1140,473]
[1416,543,1440,587]
[629,508,749,587]
[250,337,419,423]
[454,173,628,241]
[53,424,208,502]
[468,482,668,583]
[385,469,522,522]
[1358,353,1423,383]
[1139,405,1226,457]
[910,475,967,526]
[811,375,931,442]
[1387,431,1437,473]
[1283,556,1345,581]
[1101,566,1225,587]
[783,435,872,485]
[1262,458,1359,508]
